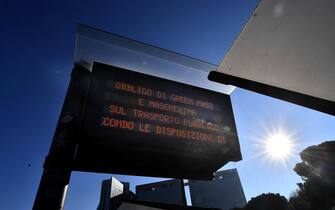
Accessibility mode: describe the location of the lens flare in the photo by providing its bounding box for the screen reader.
[245,120,299,166]
[264,131,294,161]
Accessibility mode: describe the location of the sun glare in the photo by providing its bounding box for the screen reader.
[265,131,293,161]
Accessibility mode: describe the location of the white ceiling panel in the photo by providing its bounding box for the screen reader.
[218,0,335,102]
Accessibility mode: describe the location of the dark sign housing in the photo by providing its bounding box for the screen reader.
[73,62,241,179]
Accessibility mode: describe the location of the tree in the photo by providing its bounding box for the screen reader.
[294,141,335,183]
[290,141,335,210]
[231,193,291,210]
[289,191,311,210]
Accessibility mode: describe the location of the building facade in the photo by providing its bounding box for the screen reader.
[136,179,186,206]
[189,169,246,210]
[97,177,134,210]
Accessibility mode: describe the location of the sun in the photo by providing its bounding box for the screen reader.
[249,122,298,165]
[264,131,293,161]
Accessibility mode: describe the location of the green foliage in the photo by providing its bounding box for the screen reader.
[230,193,291,210]
[291,141,335,210]
[230,141,335,210]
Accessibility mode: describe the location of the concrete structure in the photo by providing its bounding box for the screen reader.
[189,169,246,210]
[115,200,219,210]
[136,179,186,206]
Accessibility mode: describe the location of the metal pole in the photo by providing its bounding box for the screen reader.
[180,179,187,206]
[33,66,91,210]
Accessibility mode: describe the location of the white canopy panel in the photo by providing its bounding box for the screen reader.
[218,0,335,103]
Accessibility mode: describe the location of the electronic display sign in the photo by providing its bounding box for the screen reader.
[73,62,241,179]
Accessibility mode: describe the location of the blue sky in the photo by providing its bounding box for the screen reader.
[1,1,335,210]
